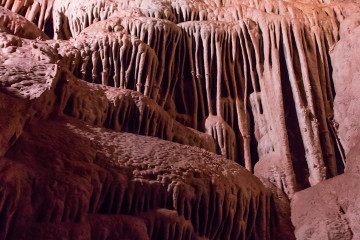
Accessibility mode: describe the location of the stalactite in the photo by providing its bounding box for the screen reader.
[53,0,181,40]
[1,0,54,35]
[140,209,197,240]
[0,6,49,39]
[115,16,182,105]
[53,0,121,39]
[57,73,216,153]
[0,0,342,197]
[2,115,273,240]
[173,4,340,195]
[57,26,160,100]
[177,21,252,164]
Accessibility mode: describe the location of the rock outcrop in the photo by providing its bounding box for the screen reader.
[332,12,360,157]
[291,8,360,240]
[3,116,273,240]
[0,6,49,39]
[291,171,360,240]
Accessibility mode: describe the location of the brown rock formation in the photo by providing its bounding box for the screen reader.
[0,0,359,239]
[0,35,274,239]
[1,0,54,35]
[291,171,360,240]
[332,12,360,156]
[3,116,272,239]
[0,6,49,39]
[291,8,360,240]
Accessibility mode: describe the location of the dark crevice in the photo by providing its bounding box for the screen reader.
[279,39,310,188]
[108,61,115,87]
[247,101,259,170]
[44,17,54,39]
[94,58,103,85]
[329,119,345,174]
[8,133,17,146]
[325,40,336,101]
[210,42,217,116]
[63,95,74,116]
[258,27,265,72]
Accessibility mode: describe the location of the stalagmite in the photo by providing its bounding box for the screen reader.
[205,115,236,161]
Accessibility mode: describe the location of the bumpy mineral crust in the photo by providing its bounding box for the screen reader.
[3,116,273,240]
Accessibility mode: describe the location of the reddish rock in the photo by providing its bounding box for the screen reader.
[0,0,359,239]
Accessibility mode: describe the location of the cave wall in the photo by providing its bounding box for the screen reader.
[41,0,347,197]
[0,0,359,239]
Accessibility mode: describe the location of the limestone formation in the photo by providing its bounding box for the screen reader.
[1,0,54,35]
[0,0,359,239]
[3,116,273,240]
[58,73,216,152]
[291,8,360,240]
[0,6,49,39]
[291,171,360,240]
[332,12,360,156]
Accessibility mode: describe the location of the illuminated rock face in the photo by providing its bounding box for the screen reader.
[291,10,360,240]
[0,0,359,239]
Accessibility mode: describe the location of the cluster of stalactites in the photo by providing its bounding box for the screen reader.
[1,0,54,33]
[176,21,252,170]
[59,29,159,101]
[174,14,339,197]
[57,14,183,108]
[118,16,182,106]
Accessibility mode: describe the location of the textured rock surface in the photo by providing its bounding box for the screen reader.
[291,9,360,240]
[0,6,49,39]
[3,116,273,240]
[58,74,216,153]
[0,0,359,239]
[332,12,360,156]
[0,34,276,239]
[291,172,360,240]
[0,34,59,156]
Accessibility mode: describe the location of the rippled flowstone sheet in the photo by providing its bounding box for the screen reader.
[0,0,359,239]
